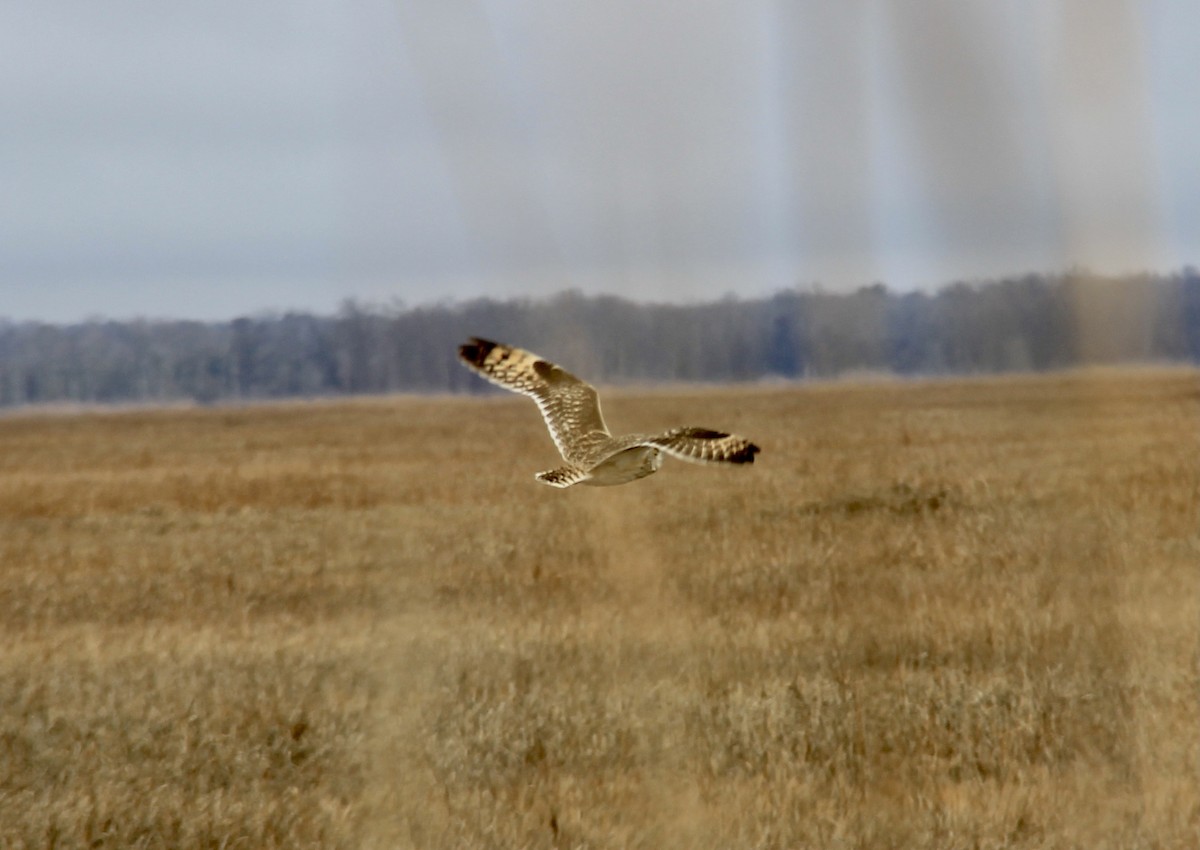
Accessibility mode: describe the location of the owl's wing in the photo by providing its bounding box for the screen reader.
[638,427,760,465]
[458,337,611,465]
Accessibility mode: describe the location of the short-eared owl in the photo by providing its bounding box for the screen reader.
[458,337,760,487]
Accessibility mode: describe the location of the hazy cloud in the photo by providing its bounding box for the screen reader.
[1,1,1197,321]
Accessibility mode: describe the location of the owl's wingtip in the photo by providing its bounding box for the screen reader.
[726,440,760,464]
[458,337,497,367]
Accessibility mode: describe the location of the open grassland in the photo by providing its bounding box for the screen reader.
[1,369,1197,848]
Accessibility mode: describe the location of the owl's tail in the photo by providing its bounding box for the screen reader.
[535,466,590,488]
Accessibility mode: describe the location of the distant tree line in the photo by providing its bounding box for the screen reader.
[1,269,1198,407]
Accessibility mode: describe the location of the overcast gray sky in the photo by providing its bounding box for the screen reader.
[2,1,1198,322]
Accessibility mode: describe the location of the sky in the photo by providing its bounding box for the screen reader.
[2,1,1198,323]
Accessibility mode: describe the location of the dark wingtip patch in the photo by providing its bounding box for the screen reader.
[533,359,566,382]
[458,337,496,367]
[722,442,760,464]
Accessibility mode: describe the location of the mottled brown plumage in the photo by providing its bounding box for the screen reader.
[458,337,760,487]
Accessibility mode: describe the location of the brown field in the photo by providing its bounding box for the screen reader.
[1,369,1198,848]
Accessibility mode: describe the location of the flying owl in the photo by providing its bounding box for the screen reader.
[457,337,760,487]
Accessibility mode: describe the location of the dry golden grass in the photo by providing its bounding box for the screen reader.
[1,369,1197,848]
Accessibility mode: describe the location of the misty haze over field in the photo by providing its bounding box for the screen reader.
[2,2,1199,322]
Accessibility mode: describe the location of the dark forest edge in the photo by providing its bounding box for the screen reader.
[2,269,1198,407]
